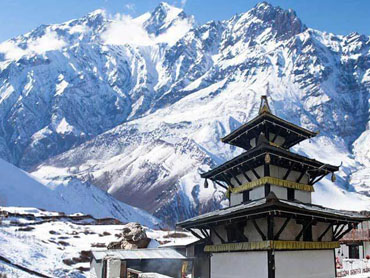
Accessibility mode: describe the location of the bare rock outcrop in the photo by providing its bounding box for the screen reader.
[107,223,150,250]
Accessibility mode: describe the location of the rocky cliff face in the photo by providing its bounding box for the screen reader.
[0,2,369,226]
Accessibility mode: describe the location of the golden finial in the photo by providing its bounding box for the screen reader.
[259,95,271,114]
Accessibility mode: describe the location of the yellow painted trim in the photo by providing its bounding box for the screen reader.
[229,176,314,194]
[269,142,280,148]
[204,241,339,252]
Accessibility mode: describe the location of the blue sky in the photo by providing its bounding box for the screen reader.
[0,0,369,42]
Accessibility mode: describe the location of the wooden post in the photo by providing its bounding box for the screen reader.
[120,261,127,278]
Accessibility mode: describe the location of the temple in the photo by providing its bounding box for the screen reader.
[177,96,369,278]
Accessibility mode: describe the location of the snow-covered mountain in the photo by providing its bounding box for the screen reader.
[0,2,369,225]
[0,158,160,228]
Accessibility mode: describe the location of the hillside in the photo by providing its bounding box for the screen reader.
[0,158,160,228]
[0,2,369,225]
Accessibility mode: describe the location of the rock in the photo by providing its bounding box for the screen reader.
[107,241,121,249]
[107,223,151,250]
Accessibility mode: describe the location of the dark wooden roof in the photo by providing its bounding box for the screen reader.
[177,194,369,229]
[201,143,339,181]
[221,111,317,150]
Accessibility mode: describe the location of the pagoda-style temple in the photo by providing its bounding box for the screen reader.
[178,96,369,278]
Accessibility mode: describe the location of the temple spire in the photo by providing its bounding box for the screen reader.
[259,95,271,114]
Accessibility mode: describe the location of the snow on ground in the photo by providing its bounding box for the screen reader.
[0,158,161,229]
[0,206,194,278]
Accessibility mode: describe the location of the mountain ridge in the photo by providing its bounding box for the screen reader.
[0,2,369,225]
[0,158,161,228]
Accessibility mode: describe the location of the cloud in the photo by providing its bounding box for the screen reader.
[101,12,192,47]
[155,18,192,45]
[0,30,66,60]
[101,14,153,46]
[0,41,26,60]
[68,24,89,34]
[125,3,136,12]
[30,31,66,53]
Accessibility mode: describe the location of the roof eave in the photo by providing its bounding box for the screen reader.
[177,200,368,229]
[200,144,339,179]
[221,112,317,144]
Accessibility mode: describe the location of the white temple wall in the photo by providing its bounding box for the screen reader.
[295,190,311,203]
[270,185,286,199]
[286,169,308,183]
[249,134,286,147]
[245,218,267,241]
[312,222,332,242]
[275,250,335,278]
[231,162,311,188]
[233,164,310,189]
[269,133,285,146]
[210,251,268,278]
[270,165,285,179]
[270,165,309,184]
[230,184,312,205]
[211,225,228,245]
[250,166,264,181]
[274,217,302,241]
[211,218,331,243]
[230,193,243,206]
[250,186,265,200]
[233,166,264,186]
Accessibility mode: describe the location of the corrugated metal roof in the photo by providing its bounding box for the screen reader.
[158,237,199,248]
[92,248,189,261]
[139,273,173,278]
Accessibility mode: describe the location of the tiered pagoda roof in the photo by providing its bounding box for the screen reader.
[201,96,338,189]
[179,95,364,231]
[221,96,317,150]
[201,142,338,184]
[178,193,368,229]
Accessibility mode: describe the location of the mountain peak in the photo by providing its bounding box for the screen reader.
[86,9,106,19]
[248,2,307,40]
[155,2,183,15]
[144,2,191,35]
[255,1,273,10]
[83,9,107,26]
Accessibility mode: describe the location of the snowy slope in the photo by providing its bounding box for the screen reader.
[0,158,160,228]
[0,2,369,225]
[0,206,190,277]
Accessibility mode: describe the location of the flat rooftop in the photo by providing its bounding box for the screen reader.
[92,248,191,261]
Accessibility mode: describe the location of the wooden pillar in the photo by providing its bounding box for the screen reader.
[268,214,275,278]
[120,261,127,278]
[265,183,271,197]
[267,214,274,240]
[333,249,337,278]
[268,250,275,278]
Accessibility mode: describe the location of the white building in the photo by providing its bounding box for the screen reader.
[177,96,369,278]
[90,248,193,278]
[337,220,370,259]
